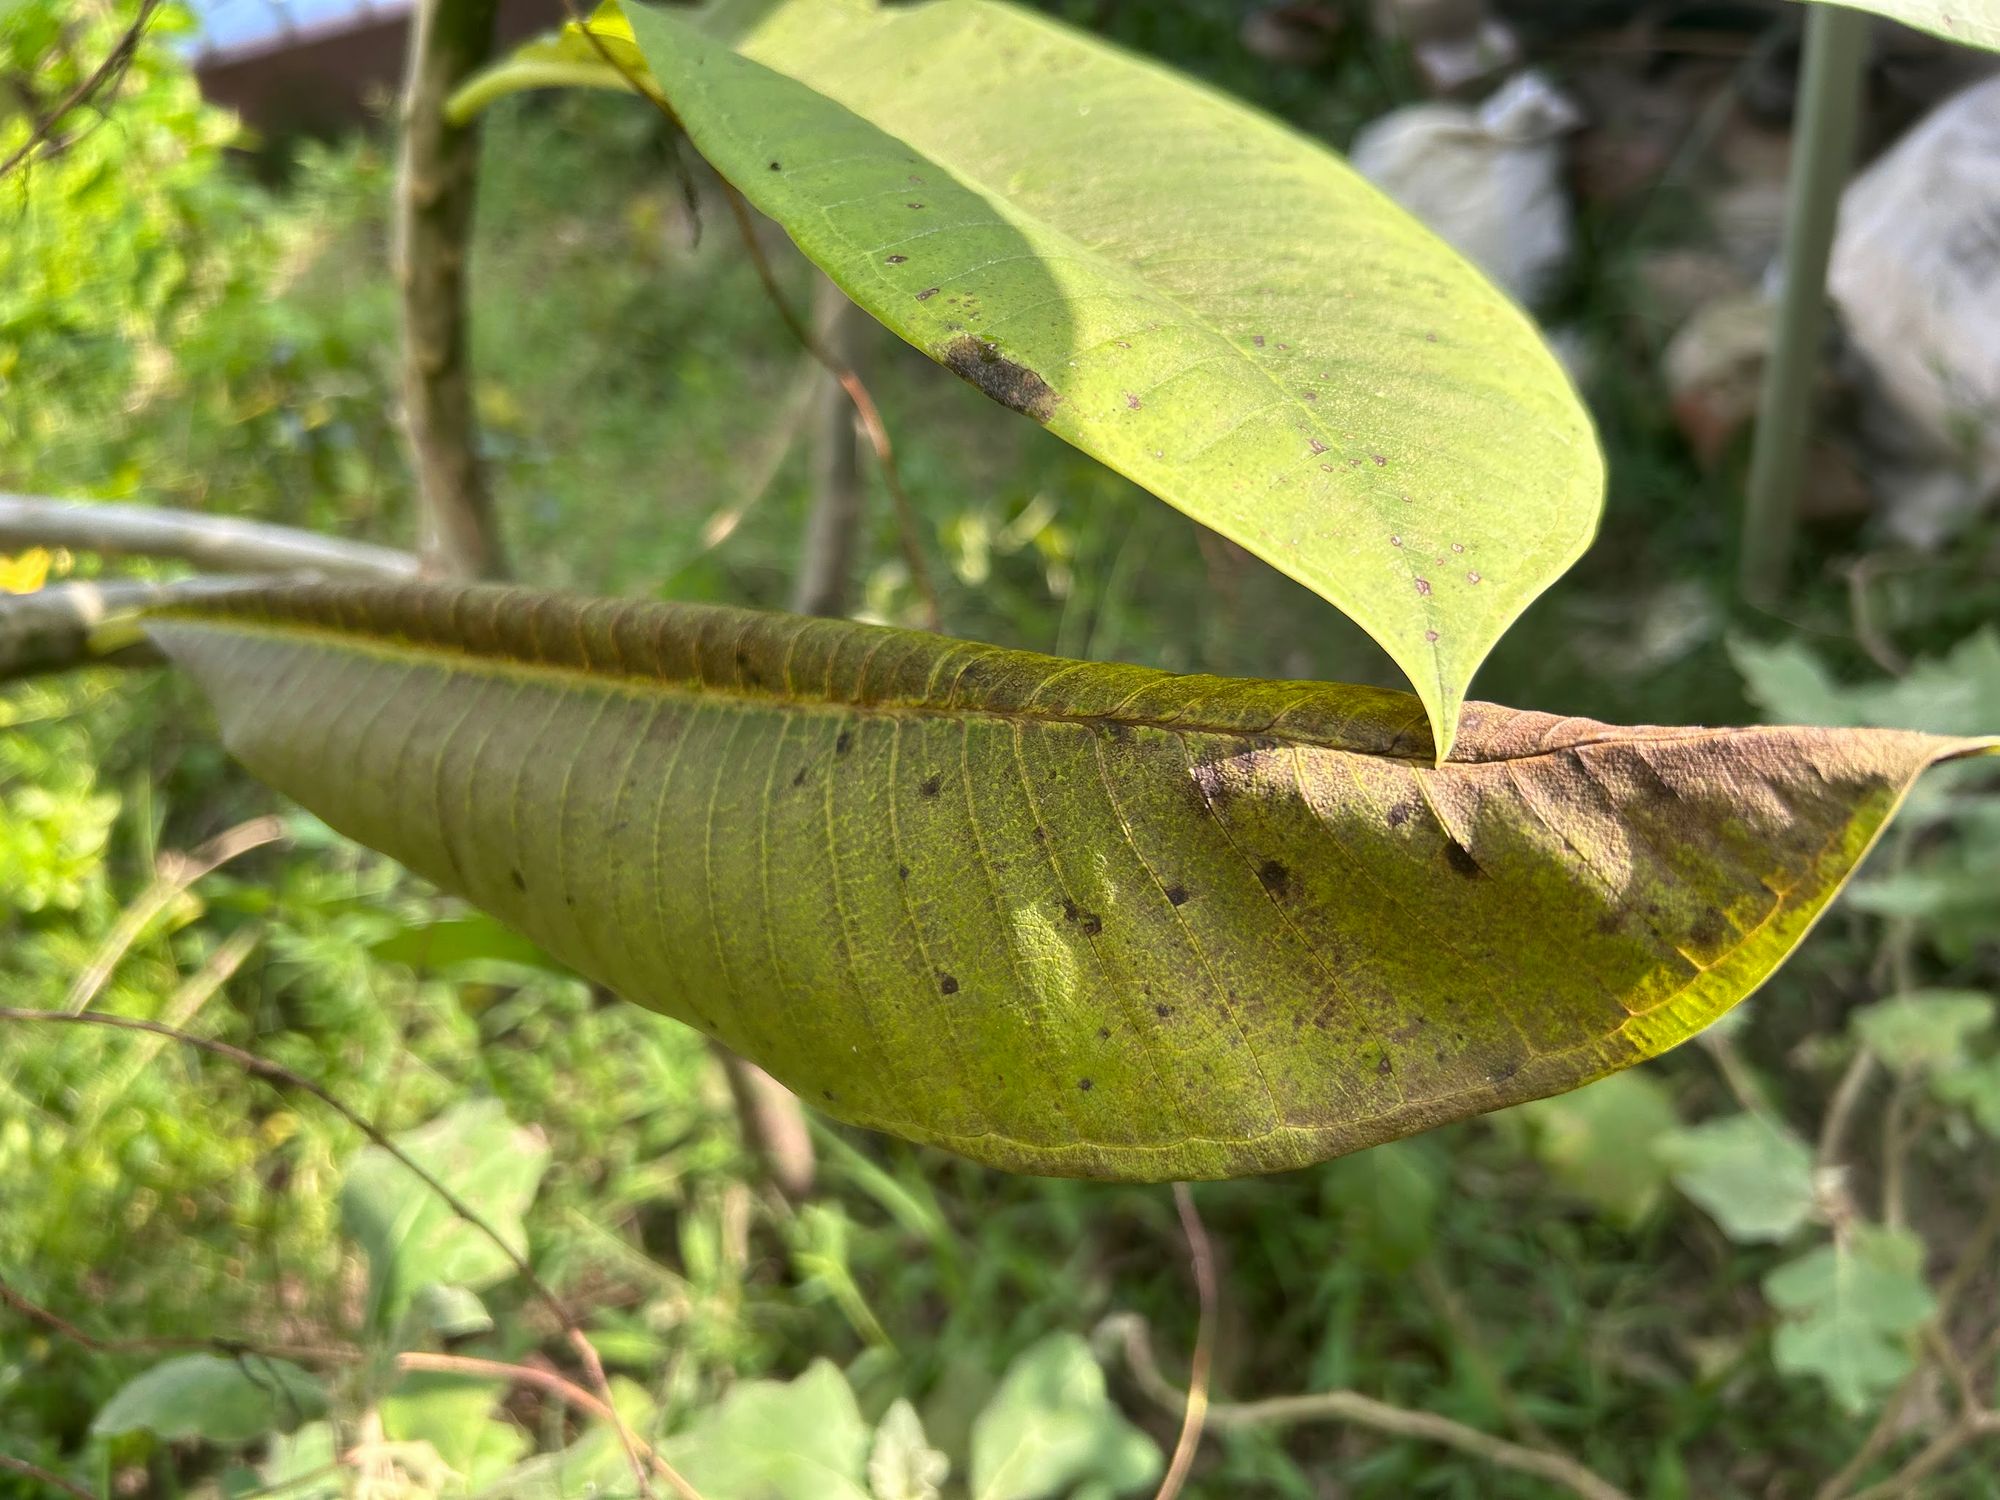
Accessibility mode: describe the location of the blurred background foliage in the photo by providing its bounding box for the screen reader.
[3,1,1998,1497]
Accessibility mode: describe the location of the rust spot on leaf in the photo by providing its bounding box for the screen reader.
[941,336,1058,422]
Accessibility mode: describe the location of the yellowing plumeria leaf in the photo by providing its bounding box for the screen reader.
[147,583,1996,1180]
[456,0,1603,757]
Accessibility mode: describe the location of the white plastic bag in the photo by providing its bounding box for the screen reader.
[1349,71,1581,307]
[1830,75,2000,542]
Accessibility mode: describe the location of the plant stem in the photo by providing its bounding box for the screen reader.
[1740,2,1869,604]
[397,0,508,580]
[0,495,420,578]
[1153,1184,1216,1500]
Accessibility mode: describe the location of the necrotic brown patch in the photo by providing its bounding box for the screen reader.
[941,336,1058,423]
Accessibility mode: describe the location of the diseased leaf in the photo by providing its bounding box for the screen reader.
[459,0,1604,756]
[968,1334,1160,1500]
[148,583,1995,1181]
[1764,1225,1937,1413]
[91,1354,326,1445]
[340,1098,549,1331]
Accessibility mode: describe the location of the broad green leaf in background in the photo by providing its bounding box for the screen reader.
[381,1372,530,1491]
[148,584,1995,1180]
[1510,1070,1679,1229]
[457,0,1605,757]
[1321,1137,1442,1271]
[1764,1225,1937,1413]
[339,1097,550,1331]
[91,1354,326,1445]
[1935,1053,2000,1138]
[871,1399,950,1500]
[1850,989,1995,1075]
[259,1421,343,1500]
[658,1359,874,1500]
[968,1333,1160,1500]
[477,1377,658,1500]
[1799,0,2000,51]
[1657,1114,1818,1244]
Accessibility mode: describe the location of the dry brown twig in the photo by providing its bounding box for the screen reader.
[1103,1312,1634,1500]
[0,1006,705,1500]
[0,1452,96,1500]
[65,816,289,1015]
[1152,1183,1216,1500]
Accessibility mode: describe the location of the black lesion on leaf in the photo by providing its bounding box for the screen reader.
[896,863,910,880]
[1443,841,1483,879]
[834,730,853,755]
[509,868,526,892]
[1077,1077,1093,1091]
[941,335,1058,423]
[1257,859,1291,897]
[1376,1054,1394,1077]
[1386,801,1414,828]
[1154,1002,1173,1019]
[1165,883,1190,906]
[1080,912,1103,937]
[919,773,943,798]
[1690,908,1731,951]
[1097,1026,1111,1039]
[791,765,810,788]
[939,973,959,995]
[1062,899,1080,922]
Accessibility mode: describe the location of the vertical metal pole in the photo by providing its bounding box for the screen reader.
[1740,3,1869,605]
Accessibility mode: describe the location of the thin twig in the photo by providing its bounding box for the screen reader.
[1817,1046,1877,1173]
[0,1007,703,1500]
[0,575,280,681]
[1103,1314,1633,1500]
[0,1273,354,1365]
[0,0,163,183]
[1153,1184,1216,1500]
[1844,1412,2000,1500]
[1880,1076,1914,1231]
[0,1453,96,1500]
[0,495,419,579]
[66,816,288,1014]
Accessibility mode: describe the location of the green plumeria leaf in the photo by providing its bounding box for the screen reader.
[969,1334,1160,1500]
[148,583,1995,1180]
[1765,1226,1937,1414]
[339,1098,550,1331]
[91,1354,326,1445]
[1657,1114,1819,1244]
[458,0,1605,756]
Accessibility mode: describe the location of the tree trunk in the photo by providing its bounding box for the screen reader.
[395,0,506,581]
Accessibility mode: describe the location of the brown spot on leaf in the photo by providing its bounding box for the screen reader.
[1078,1077,1093,1091]
[768,160,782,170]
[916,287,941,301]
[1080,912,1103,937]
[939,973,959,995]
[509,869,526,892]
[897,863,910,880]
[1377,1055,1394,1077]
[1372,454,1387,466]
[1252,334,1265,347]
[1155,1003,1173,1019]
[1098,1026,1111,1039]
[941,335,1058,422]
[1467,570,1481,584]
[1444,841,1482,879]
[919,773,943,798]
[1386,802,1412,828]
[1062,899,1080,923]
[1309,438,1328,455]
[1258,859,1292,897]
[835,730,853,755]
[1414,577,1432,596]
[1424,629,1440,642]
[1124,392,1141,410]
[1165,884,1189,906]
[885,254,908,264]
